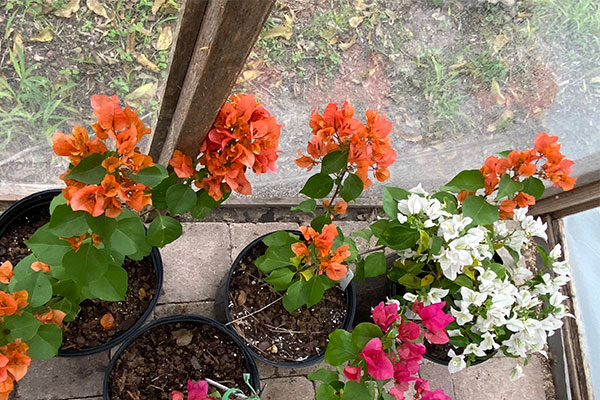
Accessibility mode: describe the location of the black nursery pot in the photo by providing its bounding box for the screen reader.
[215,230,357,368]
[0,189,164,357]
[102,315,261,400]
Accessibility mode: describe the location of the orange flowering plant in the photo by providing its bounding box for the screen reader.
[0,260,67,399]
[256,102,397,312]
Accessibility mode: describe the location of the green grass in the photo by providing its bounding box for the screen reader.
[468,50,508,85]
[533,0,600,49]
[0,49,76,147]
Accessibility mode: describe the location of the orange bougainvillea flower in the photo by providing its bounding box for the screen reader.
[1,339,31,382]
[299,225,318,242]
[169,150,196,178]
[314,224,339,257]
[0,262,14,284]
[0,293,17,317]
[320,260,347,281]
[12,291,28,312]
[61,233,88,251]
[0,375,13,400]
[36,309,66,326]
[117,180,152,211]
[102,156,121,173]
[291,242,309,258]
[333,201,348,215]
[100,313,116,330]
[30,261,50,273]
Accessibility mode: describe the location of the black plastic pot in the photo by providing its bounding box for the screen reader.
[215,230,356,368]
[102,315,261,399]
[0,189,163,357]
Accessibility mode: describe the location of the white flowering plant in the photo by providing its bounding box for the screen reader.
[352,133,576,378]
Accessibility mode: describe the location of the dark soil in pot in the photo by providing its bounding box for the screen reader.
[106,320,256,399]
[0,197,157,352]
[227,241,348,364]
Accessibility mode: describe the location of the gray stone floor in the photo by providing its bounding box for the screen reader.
[13,222,556,399]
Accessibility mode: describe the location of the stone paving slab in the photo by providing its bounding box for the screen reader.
[14,221,557,399]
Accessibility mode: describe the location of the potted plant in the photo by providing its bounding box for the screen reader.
[0,93,282,398]
[309,299,454,399]
[217,102,397,367]
[351,132,576,378]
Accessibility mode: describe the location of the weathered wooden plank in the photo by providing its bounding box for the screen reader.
[530,181,600,219]
[148,0,209,160]
[155,0,275,165]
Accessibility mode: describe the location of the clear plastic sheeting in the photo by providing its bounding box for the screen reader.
[564,207,600,398]
[235,0,600,199]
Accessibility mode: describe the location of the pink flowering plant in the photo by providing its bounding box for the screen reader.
[170,374,260,400]
[309,300,454,399]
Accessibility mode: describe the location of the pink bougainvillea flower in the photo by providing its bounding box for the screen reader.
[371,301,399,332]
[396,319,420,342]
[359,338,394,380]
[170,391,184,400]
[389,382,409,400]
[343,365,362,383]
[412,301,453,344]
[188,380,214,400]
[421,389,452,400]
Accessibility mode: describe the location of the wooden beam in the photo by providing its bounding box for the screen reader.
[530,181,600,219]
[148,0,209,160]
[154,0,275,166]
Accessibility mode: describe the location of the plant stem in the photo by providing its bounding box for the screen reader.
[359,246,386,256]
[205,378,248,399]
[225,296,283,326]
[324,170,347,213]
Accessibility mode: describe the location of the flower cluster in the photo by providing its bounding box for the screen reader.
[171,380,214,400]
[52,95,154,218]
[295,102,396,189]
[171,94,283,201]
[313,300,453,400]
[292,224,350,281]
[171,375,260,400]
[476,132,576,218]
[0,339,31,399]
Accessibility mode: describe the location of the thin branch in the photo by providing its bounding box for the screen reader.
[359,245,386,256]
[225,296,283,326]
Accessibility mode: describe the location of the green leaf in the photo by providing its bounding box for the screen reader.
[64,153,107,184]
[303,275,326,308]
[166,183,197,215]
[291,199,317,214]
[462,195,499,225]
[522,177,545,200]
[308,368,340,385]
[315,384,339,400]
[363,252,386,278]
[311,215,332,232]
[354,259,365,282]
[495,174,524,201]
[441,169,485,193]
[264,268,295,291]
[53,297,80,322]
[282,279,308,312]
[9,269,52,308]
[352,227,372,241]
[321,151,348,174]
[25,226,70,266]
[53,279,81,302]
[106,213,148,257]
[454,275,474,289]
[86,213,117,239]
[62,244,108,285]
[130,164,169,188]
[48,205,89,237]
[340,173,363,202]
[383,186,410,219]
[84,264,128,301]
[150,172,178,209]
[352,322,383,351]
[396,273,421,289]
[49,193,67,214]
[4,313,42,342]
[300,173,334,199]
[431,191,458,214]
[324,329,358,366]
[449,335,470,347]
[417,229,430,254]
[488,262,506,280]
[377,225,419,251]
[498,150,513,158]
[263,231,299,247]
[431,235,442,255]
[255,247,294,273]
[26,323,63,360]
[147,215,182,247]
[341,381,374,400]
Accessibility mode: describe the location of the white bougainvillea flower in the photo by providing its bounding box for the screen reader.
[510,364,525,381]
[447,350,466,373]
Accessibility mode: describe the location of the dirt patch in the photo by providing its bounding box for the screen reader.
[107,321,253,399]
[228,241,347,364]
[0,203,157,351]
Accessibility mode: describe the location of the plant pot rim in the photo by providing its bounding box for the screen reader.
[102,314,261,400]
[221,229,356,368]
[0,188,164,357]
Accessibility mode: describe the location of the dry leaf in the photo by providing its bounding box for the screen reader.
[349,16,364,28]
[12,32,24,56]
[30,27,53,42]
[53,0,80,18]
[319,27,337,42]
[591,76,600,84]
[241,69,262,82]
[491,78,505,105]
[100,313,115,330]
[126,31,136,52]
[261,14,293,40]
[492,33,509,50]
[152,0,167,14]
[135,53,160,72]
[154,26,172,51]
[138,287,146,300]
[487,109,514,132]
[237,290,247,306]
[125,82,158,108]
[338,34,357,51]
[173,329,193,346]
[86,0,108,18]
